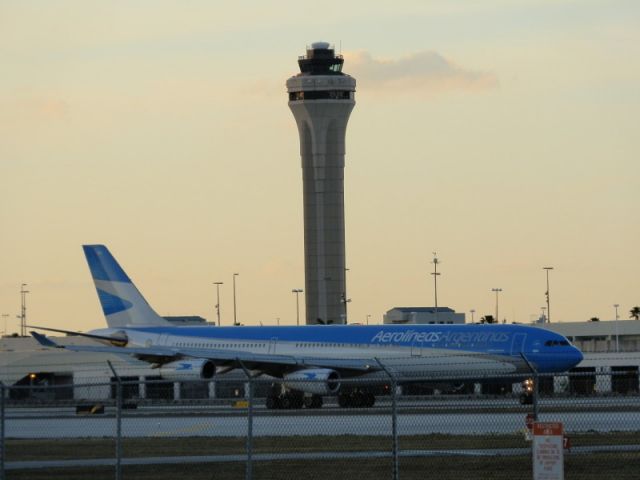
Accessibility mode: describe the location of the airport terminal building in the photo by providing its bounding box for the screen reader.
[383,307,466,325]
[535,319,640,395]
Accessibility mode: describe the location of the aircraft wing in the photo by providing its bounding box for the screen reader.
[30,331,379,376]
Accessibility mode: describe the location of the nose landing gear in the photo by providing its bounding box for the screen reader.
[519,378,534,405]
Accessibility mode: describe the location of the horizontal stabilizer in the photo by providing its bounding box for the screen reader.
[27,325,128,346]
[30,331,62,348]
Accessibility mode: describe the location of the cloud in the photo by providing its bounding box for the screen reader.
[344,50,498,95]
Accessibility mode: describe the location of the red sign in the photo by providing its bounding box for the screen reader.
[533,422,563,436]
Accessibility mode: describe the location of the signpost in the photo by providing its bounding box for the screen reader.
[524,413,535,440]
[533,422,564,480]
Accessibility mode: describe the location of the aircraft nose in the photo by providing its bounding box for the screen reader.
[570,347,583,367]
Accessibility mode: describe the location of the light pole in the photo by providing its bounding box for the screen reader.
[614,303,620,352]
[232,273,239,326]
[20,283,29,337]
[491,288,502,323]
[212,282,223,326]
[342,267,350,324]
[366,314,371,325]
[1,313,9,336]
[292,289,303,326]
[431,253,440,322]
[543,267,553,323]
[540,306,547,323]
[340,293,351,324]
[470,309,475,324]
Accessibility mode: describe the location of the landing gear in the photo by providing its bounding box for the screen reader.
[265,385,323,410]
[280,392,304,409]
[519,393,533,405]
[303,394,323,409]
[519,378,534,404]
[265,395,279,409]
[264,384,376,409]
[337,388,376,408]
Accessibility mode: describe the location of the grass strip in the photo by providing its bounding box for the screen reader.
[6,453,640,480]
[6,432,639,461]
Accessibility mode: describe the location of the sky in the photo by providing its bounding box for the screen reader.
[1,0,639,333]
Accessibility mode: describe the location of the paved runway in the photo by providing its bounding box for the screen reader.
[7,395,639,418]
[5,410,639,438]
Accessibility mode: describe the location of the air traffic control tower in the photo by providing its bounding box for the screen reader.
[287,42,356,325]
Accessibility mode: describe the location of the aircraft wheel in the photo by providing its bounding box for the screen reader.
[290,394,304,409]
[349,392,361,408]
[266,395,280,409]
[519,393,533,405]
[280,395,292,409]
[364,392,376,408]
[338,393,350,408]
[304,395,323,409]
[303,395,321,408]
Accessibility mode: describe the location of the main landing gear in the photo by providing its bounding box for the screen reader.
[264,385,377,409]
[337,388,376,408]
[266,387,323,410]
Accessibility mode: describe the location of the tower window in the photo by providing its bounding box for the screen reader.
[289,90,352,101]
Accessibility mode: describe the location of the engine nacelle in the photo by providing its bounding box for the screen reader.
[159,359,215,381]
[283,369,341,395]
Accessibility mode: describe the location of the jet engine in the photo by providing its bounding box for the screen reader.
[283,369,341,395]
[158,359,215,381]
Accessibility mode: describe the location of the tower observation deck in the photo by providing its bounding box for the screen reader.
[287,42,356,325]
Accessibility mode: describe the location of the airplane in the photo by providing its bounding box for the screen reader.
[30,244,583,409]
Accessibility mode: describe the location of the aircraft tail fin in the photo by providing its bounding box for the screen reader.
[82,245,171,328]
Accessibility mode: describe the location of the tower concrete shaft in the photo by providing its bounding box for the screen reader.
[287,42,356,325]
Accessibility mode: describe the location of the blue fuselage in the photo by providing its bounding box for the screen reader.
[98,323,583,377]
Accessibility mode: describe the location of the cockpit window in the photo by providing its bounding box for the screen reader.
[545,340,570,347]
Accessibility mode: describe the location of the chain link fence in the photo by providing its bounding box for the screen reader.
[1,367,639,480]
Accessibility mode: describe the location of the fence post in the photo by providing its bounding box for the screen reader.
[375,358,398,480]
[107,361,122,480]
[237,360,253,480]
[532,371,540,421]
[1,383,5,480]
[520,353,540,421]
